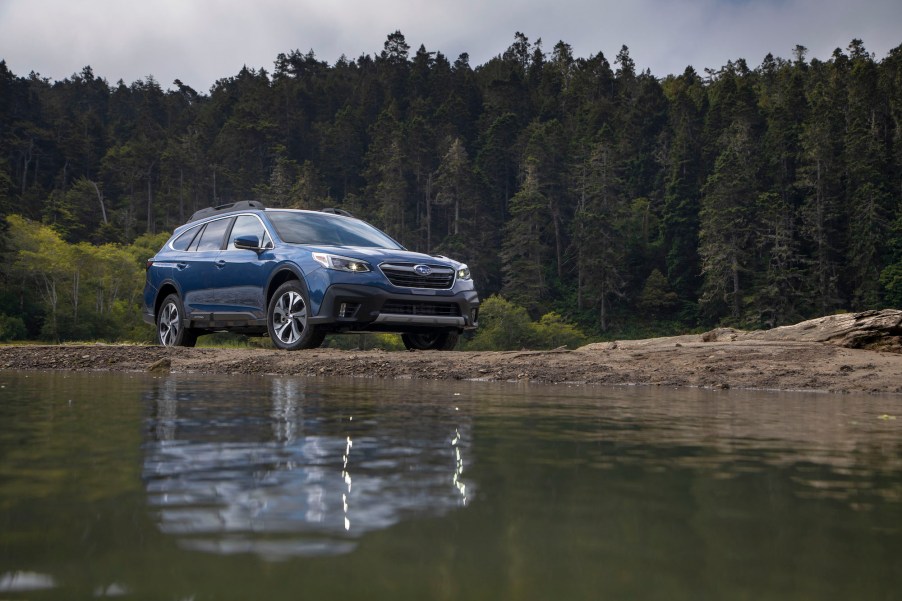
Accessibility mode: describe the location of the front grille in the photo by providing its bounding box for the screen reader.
[380,263,455,289]
[381,301,461,317]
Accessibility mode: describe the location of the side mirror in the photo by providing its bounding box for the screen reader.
[233,235,261,251]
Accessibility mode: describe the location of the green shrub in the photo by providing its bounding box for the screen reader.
[464,296,588,350]
[532,311,587,349]
[464,295,536,350]
[0,313,26,341]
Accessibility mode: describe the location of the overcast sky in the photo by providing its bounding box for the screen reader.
[1,0,900,92]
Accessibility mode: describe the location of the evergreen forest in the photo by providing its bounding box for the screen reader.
[1,32,901,345]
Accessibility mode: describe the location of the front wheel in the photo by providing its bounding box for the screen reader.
[267,281,325,350]
[401,331,459,351]
[156,294,198,347]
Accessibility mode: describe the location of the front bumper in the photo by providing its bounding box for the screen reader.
[310,284,479,332]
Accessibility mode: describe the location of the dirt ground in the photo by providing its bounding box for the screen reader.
[2,311,900,395]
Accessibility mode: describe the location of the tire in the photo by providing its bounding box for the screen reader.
[267,281,325,350]
[156,294,198,347]
[401,331,459,351]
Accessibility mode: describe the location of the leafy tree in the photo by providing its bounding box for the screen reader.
[6,215,72,340]
[0,312,26,340]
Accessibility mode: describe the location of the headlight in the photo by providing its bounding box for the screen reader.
[312,252,371,273]
[457,264,471,280]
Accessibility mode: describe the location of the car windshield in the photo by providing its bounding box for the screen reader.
[267,211,404,249]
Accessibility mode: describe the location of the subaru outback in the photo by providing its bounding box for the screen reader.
[142,201,479,350]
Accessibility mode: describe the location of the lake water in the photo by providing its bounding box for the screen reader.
[0,370,900,600]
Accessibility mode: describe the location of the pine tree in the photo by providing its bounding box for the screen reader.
[572,135,629,330]
[843,40,894,308]
[752,51,809,325]
[699,120,759,322]
[432,137,496,291]
[797,56,846,313]
[660,67,706,304]
[501,159,548,312]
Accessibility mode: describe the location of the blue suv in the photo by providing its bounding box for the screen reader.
[143,201,479,350]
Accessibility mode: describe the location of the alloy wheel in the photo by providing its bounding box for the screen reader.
[272,290,307,344]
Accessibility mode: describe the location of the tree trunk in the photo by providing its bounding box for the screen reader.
[90,180,108,224]
[552,206,562,280]
[72,266,80,324]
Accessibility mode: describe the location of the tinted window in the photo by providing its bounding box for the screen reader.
[228,215,271,250]
[195,218,231,251]
[171,225,201,251]
[268,211,402,249]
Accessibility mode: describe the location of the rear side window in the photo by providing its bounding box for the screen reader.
[171,224,201,250]
[195,218,231,251]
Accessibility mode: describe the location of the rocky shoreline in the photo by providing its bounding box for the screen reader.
[1,310,901,395]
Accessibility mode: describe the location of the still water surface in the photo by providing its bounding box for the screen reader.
[1,370,900,600]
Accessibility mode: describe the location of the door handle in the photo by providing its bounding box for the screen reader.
[176,263,188,270]
[215,260,226,269]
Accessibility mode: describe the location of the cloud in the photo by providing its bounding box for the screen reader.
[0,0,899,91]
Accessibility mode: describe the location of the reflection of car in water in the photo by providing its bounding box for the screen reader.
[142,377,472,558]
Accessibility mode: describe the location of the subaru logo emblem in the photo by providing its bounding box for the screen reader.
[414,264,432,276]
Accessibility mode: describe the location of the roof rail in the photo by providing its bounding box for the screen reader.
[188,200,266,223]
[320,207,354,218]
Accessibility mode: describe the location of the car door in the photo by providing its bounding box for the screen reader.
[178,216,233,318]
[213,214,276,324]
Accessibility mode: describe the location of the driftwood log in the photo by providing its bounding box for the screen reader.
[701,309,902,352]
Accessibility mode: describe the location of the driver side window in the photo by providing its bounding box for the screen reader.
[228,215,271,250]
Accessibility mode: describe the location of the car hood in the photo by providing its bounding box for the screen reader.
[305,246,463,268]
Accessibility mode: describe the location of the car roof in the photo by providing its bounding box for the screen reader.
[186,200,265,223]
[184,202,355,226]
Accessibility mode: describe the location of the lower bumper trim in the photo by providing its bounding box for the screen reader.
[373,314,466,327]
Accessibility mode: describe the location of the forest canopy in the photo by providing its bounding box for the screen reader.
[1,32,901,343]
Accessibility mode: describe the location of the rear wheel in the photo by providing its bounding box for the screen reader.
[156,294,198,347]
[267,281,325,350]
[401,331,459,351]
